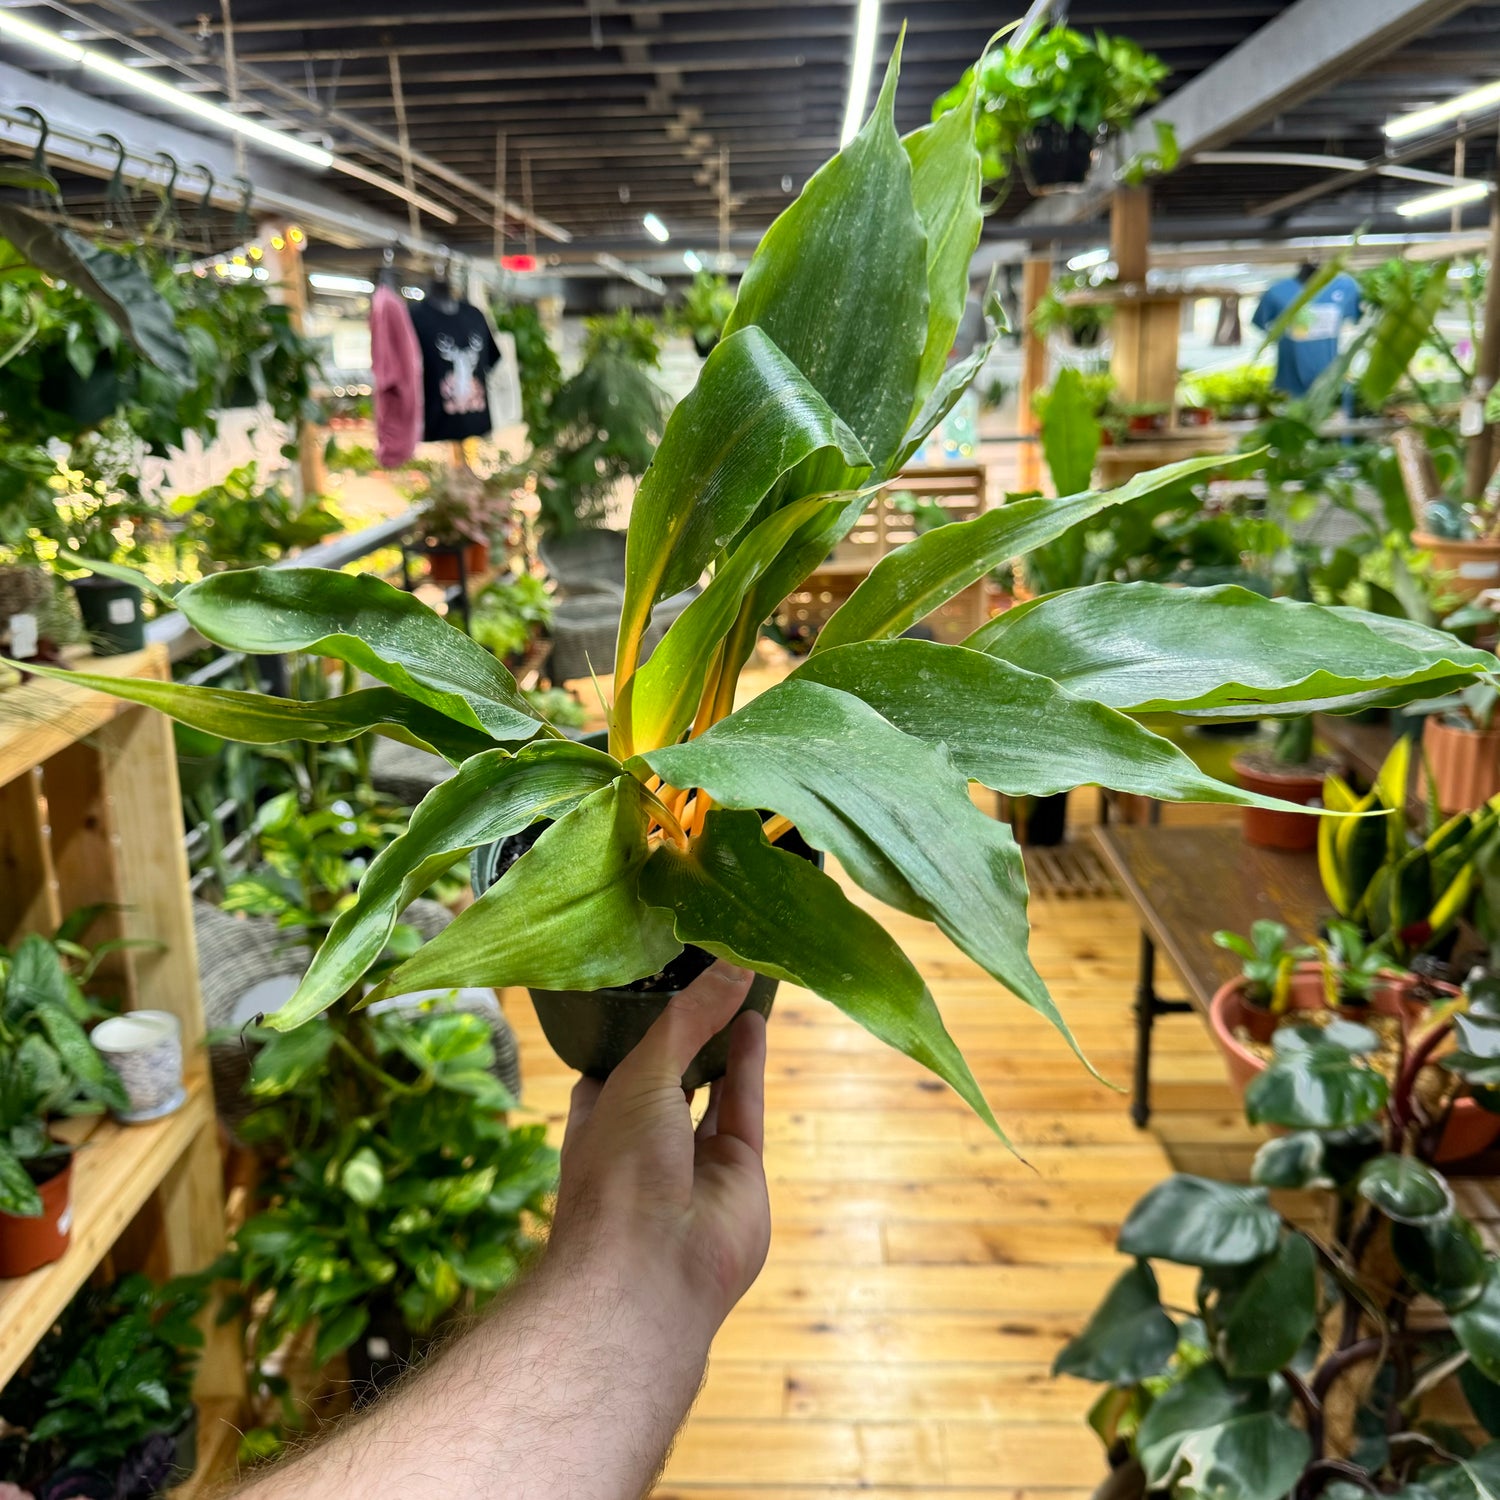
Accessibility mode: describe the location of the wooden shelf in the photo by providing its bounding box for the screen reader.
[1061,281,1243,307]
[0,1073,212,1387]
[170,1395,244,1499]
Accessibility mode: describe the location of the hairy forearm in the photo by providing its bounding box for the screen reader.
[235,1250,713,1500]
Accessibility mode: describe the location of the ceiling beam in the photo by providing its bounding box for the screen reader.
[1017,0,1476,229]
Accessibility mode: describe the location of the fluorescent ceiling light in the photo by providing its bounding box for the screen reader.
[1067,248,1110,271]
[840,0,882,146]
[1386,79,1500,140]
[682,249,703,272]
[309,273,376,294]
[1396,181,1490,218]
[643,212,670,243]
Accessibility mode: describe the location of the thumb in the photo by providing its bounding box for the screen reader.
[616,960,754,1089]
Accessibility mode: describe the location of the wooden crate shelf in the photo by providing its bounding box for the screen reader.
[170,1395,244,1499]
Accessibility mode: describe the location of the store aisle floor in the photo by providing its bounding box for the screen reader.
[504,814,1265,1499]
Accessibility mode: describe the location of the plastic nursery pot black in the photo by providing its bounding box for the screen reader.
[1019,121,1103,193]
[70,576,145,656]
[1021,791,1069,848]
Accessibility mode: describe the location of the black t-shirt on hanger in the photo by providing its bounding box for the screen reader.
[407,297,501,442]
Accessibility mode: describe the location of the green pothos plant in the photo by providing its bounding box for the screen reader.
[21,37,1500,1145]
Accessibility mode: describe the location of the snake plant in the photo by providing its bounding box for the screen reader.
[20,39,1499,1143]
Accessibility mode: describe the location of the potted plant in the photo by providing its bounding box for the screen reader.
[1232,715,1332,851]
[668,270,737,357]
[0,934,129,1275]
[1182,364,1279,423]
[1412,681,1500,814]
[933,24,1173,196]
[172,462,341,571]
[470,572,554,667]
[1057,998,1500,1493]
[409,462,509,583]
[1211,920,1314,1019]
[19,42,1500,1142]
[219,1005,556,1404]
[1030,274,1114,350]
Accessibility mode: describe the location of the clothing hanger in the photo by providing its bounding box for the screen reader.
[427,246,458,311]
[377,243,401,291]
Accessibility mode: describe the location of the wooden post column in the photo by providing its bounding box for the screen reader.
[262,219,326,502]
[1018,255,1052,493]
[1107,187,1181,410]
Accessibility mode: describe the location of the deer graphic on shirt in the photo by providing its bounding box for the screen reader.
[435,332,488,415]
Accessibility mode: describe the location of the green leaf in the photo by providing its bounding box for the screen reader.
[1462,1363,1500,1438]
[1170,1412,1312,1500]
[1051,1262,1177,1384]
[625,494,843,753]
[340,1147,383,1207]
[969,583,1496,718]
[722,36,927,480]
[0,1141,42,1218]
[815,451,1260,653]
[5,661,496,765]
[1137,1363,1272,1487]
[1361,264,1451,409]
[1041,367,1103,499]
[36,1005,129,1112]
[0,203,193,381]
[1118,1175,1281,1268]
[248,1023,336,1094]
[450,1241,519,1292]
[1250,1133,1329,1190]
[794,639,1324,808]
[637,679,1093,1080]
[1424,1444,1500,1500]
[1357,1154,1455,1226]
[277,742,620,1029]
[613,327,870,695]
[1395,1216,1489,1311]
[894,299,1003,472]
[369,777,680,1002]
[640,807,1005,1138]
[1245,1045,1389,1131]
[902,68,983,415]
[170,567,543,742]
[1457,1270,1500,1384]
[1217,1233,1318,1378]
[312,1303,369,1371]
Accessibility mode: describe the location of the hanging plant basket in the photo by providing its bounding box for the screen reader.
[1020,122,1105,194]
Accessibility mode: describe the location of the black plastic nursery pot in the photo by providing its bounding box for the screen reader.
[1020,790,1069,848]
[70,576,146,656]
[1020,121,1103,193]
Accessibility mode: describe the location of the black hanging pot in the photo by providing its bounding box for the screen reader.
[1021,790,1069,847]
[1020,121,1105,194]
[70,575,145,656]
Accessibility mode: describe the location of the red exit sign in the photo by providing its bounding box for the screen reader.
[501,254,538,272]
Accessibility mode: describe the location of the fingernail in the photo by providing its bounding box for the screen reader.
[717,961,751,983]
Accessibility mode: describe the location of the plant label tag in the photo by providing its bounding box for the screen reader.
[1462,399,1486,437]
[57,1204,73,1236]
[107,597,137,625]
[8,613,37,659]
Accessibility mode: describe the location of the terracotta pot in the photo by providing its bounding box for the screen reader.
[1208,967,1497,1164]
[1178,406,1214,427]
[1422,716,1500,815]
[0,1156,73,1276]
[1413,531,1500,602]
[1232,754,1323,852]
[427,541,489,584]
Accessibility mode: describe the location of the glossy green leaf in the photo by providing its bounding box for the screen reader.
[1051,1262,1177,1384]
[1462,1363,1500,1438]
[6,660,496,764]
[794,639,1324,808]
[1462,1274,1500,1385]
[722,38,927,481]
[172,567,543,742]
[1361,265,1451,409]
[625,494,842,752]
[815,451,1259,653]
[36,1005,128,1112]
[969,582,1496,718]
[1250,1132,1329,1190]
[1424,1444,1500,1500]
[1218,1233,1318,1378]
[638,679,1091,1078]
[312,1303,369,1371]
[613,326,870,692]
[0,1141,42,1218]
[1118,1175,1281,1268]
[274,742,621,1029]
[368,778,680,1001]
[1245,1045,1389,1130]
[641,807,1004,1137]
[1170,1412,1312,1500]
[902,68,983,413]
[1395,1216,1489,1312]
[1041,367,1102,499]
[340,1147,383,1207]
[1357,1154,1455,1225]
[247,1022,336,1095]
[1137,1363,1273,1488]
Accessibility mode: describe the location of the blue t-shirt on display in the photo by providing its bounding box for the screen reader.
[1252,272,1362,396]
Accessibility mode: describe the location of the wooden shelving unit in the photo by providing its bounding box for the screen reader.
[0,645,246,1495]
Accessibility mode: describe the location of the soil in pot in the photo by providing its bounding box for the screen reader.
[0,1155,73,1276]
[71,576,145,657]
[1422,716,1500,815]
[1232,751,1333,852]
[476,811,821,1088]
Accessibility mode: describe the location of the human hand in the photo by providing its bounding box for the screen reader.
[549,960,772,1354]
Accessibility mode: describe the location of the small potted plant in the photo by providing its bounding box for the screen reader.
[1030,274,1114,350]
[1411,680,1500,815]
[470,572,554,668]
[668,270,736,357]
[0,935,129,1275]
[410,463,511,584]
[1232,715,1332,851]
[172,461,341,570]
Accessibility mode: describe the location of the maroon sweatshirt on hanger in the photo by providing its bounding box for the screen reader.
[371,284,424,468]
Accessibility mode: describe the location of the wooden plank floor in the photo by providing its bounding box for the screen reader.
[505,793,1265,1499]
